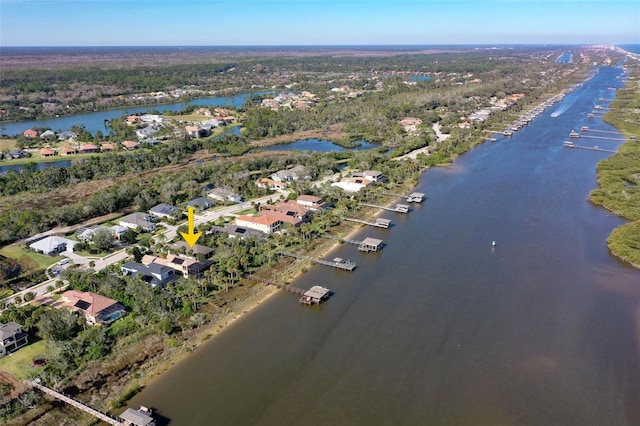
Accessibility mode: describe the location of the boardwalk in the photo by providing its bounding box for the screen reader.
[344,217,391,228]
[360,202,409,213]
[25,380,122,425]
[248,276,306,295]
[280,252,356,271]
[577,134,626,142]
[563,142,617,153]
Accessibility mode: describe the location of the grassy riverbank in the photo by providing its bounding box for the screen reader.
[589,72,640,267]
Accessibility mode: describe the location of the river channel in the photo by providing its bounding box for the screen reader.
[130,65,640,426]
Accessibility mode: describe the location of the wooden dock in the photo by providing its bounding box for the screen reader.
[25,380,122,426]
[344,217,391,228]
[360,202,409,213]
[380,191,424,203]
[581,127,620,135]
[563,142,616,153]
[576,134,625,142]
[280,252,356,271]
[250,277,331,305]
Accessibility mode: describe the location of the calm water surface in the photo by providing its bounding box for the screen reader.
[131,66,640,425]
[262,138,378,152]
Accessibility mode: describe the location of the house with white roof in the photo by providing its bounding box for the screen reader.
[29,236,76,255]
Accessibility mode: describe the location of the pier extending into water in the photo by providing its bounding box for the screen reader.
[280,251,356,271]
[249,277,331,305]
[380,191,425,203]
[360,202,410,213]
[563,141,617,153]
[344,217,391,228]
[577,134,626,142]
[25,380,123,425]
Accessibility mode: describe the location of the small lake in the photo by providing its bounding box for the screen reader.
[261,138,377,152]
[0,91,272,137]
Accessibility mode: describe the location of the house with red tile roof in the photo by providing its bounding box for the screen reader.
[122,140,139,150]
[23,129,39,138]
[100,143,116,152]
[59,290,126,325]
[255,178,287,190]
[79,144,99,153]
[40,147,56,157]
[60,146,77,156]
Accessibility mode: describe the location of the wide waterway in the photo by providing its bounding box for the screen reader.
[130,65,640,425]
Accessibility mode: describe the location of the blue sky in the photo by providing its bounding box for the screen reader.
[1,0,638,46]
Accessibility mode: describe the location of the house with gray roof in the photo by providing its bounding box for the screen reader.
[207,187,242,203]
[186,197,215,211]
[0,322,28,357]
[149,203,179,219]
[206,224,266,240]
[119,212,157,232]
[119,406,155,426]
[121,262,176,288]
[171,241,214,258]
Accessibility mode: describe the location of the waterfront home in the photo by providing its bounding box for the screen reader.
[79,143,99,154]
[261,201,312,222]
[296,195,327,211]
[40,147,56,157]
[260,209,308,227]
[126,115,143,125]
[360,170,385,182]
[59,290,126,325]
[331,177,376,193]
[206,224,266,240]
[207,187,242,203]
[0,322,28,357]
[149,203,179,219]
[23,128,39,138]
[29,235,76,255]
[235,215,281,234]
[142,254,212,278]
[40,129,56,140]
[58,131,78,141]
[60,146,77,156]
[8,149,27,159]
[196,107,212,116]
[186,197,215,211]
[121,261,175,288]
[119,212,157,232]
[139,114,164,124]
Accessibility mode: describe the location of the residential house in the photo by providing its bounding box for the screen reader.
[40,147,56,157]
[60,146,77,156]
[296,195,327,211]
[29,236,76,255]
[206,224,266,240]
[40,129,56,139]
[186,197,215,211]
[0,322,28,357]
[171,241,214,258]
[126,115,143,125]
[256,178,287,191]
[121,140,140,150]
[140,114,164,124]
[235,215,281,234]
[8,149,26,159]
[196,107,212,116]
[149,203,179,219]
[271,165,308,182]
[23,129,39,138]
[75,225,127,242]
[261,202,312,226]
[142,254,212,278]
[139,138,161,147]
[121,262,175,288]
[136,127,154,139]
[119,212,157,232]
[79,143,99,154]
[207,188,242,203]
[360,170,385,182]
[331,177,376,193]
[58,131,78,141]
[59,290,126,325]
[100,143,116,152]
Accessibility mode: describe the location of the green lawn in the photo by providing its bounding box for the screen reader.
[0,244,61,269]
[0,138,17,151]
[0,340,47,380]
